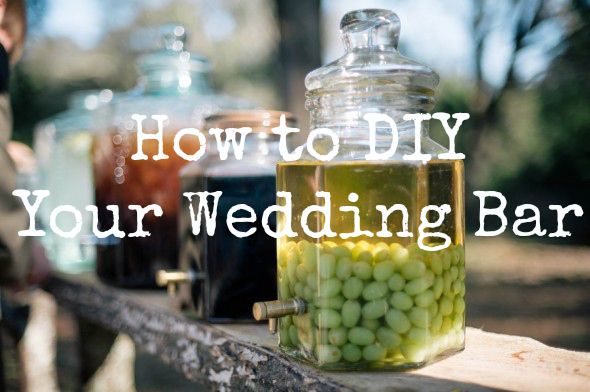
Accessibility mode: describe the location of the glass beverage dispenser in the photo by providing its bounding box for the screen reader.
[93,24,250,288]
[34,89,114,273]
[157,111,295,322]
[254,9,465,370]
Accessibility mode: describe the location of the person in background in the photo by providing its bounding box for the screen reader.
[0,0,50,284]
[0,0,51,389]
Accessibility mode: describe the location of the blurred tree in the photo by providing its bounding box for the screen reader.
[513,0,590,242]
[429,0,590,242]
[275,0,321,130]
[464,0,569,184]
[538,0,590,182]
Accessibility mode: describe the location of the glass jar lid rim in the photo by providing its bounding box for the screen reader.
[137,50,211,73]
[205,110,296,133]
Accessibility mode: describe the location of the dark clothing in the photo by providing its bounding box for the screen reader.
[0,42,29,284]
[0,42,29,392]
[0,45,8,93]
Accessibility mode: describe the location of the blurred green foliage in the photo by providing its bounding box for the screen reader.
[9,0,280,145]
[499,0,590,242]
[431,0,590,243]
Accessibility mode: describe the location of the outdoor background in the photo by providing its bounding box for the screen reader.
[13,0,590,242]
[6,0,590,390]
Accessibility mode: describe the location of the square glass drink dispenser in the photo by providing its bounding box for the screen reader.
[253,9,466,370]
[92,24,250,288]
[157,111,296,322]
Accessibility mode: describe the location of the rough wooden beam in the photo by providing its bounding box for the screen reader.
[45,276,350,391]
[45,275,590,392]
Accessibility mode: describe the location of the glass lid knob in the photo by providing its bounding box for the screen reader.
[340,9,401,51]
[159,23,187,53]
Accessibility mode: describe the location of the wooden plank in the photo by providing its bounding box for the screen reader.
[45,275,590,391]
[45,276,350,392]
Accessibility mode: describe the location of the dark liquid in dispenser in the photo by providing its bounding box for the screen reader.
[93,130,199,288]
[180,174,277,321]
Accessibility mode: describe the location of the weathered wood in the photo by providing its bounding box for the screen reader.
[45,275,350,392]
[45,275,590,392]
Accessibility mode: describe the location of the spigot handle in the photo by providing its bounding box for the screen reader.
[156,270,194,286]
[252,298,306,321]
[156,270,205,297]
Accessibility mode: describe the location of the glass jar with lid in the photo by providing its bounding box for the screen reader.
[34,89,114,273]
[157,110,295,322]
[254,9,465,370]
[93,24,251,288]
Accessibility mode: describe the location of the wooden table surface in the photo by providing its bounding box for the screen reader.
[44,274,590,391]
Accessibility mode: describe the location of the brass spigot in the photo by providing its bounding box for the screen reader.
[156,270,193,297]
[252,298,306,334]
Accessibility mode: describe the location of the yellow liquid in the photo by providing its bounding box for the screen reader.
[277,160,464,244]
[276,160,465,370]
